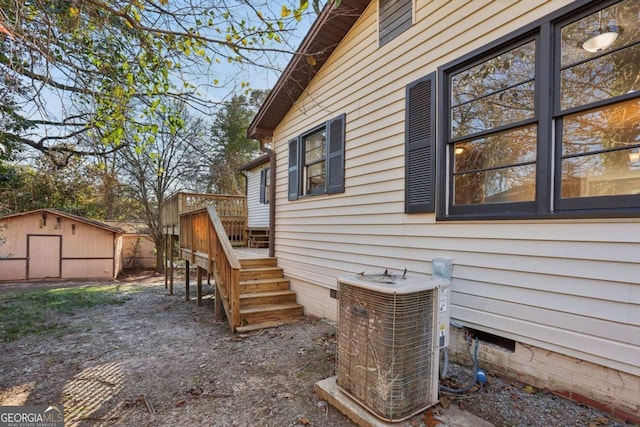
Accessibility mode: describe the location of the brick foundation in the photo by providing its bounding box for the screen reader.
[448,328,640,425]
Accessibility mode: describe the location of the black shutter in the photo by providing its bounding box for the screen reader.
[327,114,346,194]
[288,138,299,201]
[259,168,266,204]
[405,72,436,213]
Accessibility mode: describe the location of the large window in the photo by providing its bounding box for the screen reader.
[288,114,345,200]
[436,0,639,219]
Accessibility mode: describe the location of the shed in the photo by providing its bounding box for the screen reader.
[105,221,156,270]
[0,209,123,281]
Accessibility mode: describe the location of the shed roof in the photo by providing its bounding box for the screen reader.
[104,221,151,234]
[247,0,371,140]
[0,208,124,234]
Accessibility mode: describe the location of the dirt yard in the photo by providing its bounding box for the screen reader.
[0,274,630,427]
[0,274,354,427]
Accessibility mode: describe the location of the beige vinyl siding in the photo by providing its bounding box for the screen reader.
[269,0,640,377]
[246,167,270,228]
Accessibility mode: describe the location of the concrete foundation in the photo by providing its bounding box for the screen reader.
[314,376,494,427]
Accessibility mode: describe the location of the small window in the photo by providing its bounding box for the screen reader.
[379,0,412,46]
[303,128,327,196]
[288,115,346,200]
[260,168,270,204]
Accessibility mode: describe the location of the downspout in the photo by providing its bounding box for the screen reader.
[259,139,276,258]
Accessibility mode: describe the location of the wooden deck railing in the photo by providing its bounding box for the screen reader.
[161,192,247,246]
[179,206,241,330]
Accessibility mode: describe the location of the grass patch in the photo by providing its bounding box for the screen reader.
[0,285,134,342]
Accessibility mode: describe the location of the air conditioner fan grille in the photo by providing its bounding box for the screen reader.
[336,282,436,421]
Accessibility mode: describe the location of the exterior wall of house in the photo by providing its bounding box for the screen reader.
[246,166,270,228]
[268,0,639,420]
[0,212,121,281]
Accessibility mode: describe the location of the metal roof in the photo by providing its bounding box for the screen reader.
[247,0,371,140]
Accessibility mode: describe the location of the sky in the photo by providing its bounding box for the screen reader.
[4,1,321,160]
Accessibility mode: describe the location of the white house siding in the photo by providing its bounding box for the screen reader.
[246,167,270,228]
[270,0,639,393]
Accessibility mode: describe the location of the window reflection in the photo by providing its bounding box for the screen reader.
[449,38,537,206]
[451,40,536,139]
[303,129,326,195]
[455,165,536,205]
[559,0,640,200]
[561,99,640,198]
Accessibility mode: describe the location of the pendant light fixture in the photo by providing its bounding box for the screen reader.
[583,26,620,52]
[582,12,621,53]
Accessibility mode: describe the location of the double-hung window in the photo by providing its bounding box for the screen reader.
[288,114,346,200]
[434,0,639,219]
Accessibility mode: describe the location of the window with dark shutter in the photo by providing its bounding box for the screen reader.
[260,168,270,204]
[405,72,436,213]
[288,114,347,200]
[379,0,412,47]
[288,139,299,201]
[327,114,345,194]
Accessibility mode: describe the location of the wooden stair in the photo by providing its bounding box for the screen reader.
[247,227,269,248]
[235,257,304,332]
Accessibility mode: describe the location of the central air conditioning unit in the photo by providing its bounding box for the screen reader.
[336,272,450,422]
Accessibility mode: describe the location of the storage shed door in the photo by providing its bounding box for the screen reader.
[28,235,62,279]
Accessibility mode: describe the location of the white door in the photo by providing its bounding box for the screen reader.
[28,235,62,279]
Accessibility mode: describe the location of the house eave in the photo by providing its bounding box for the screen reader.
[239,153,271,171]
[247,0,371,140]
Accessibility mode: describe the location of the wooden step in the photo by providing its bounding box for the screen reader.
[239,290,297,307]
[240,278,291,293]
[235,318,302,333]
[239,257,277,269]
[239,266,284,281]
[238,303,304,325]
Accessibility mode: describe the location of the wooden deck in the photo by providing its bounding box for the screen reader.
[161,199,301,333]
[233,247,269,259]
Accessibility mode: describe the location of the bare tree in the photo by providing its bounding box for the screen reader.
[117,101,206,271]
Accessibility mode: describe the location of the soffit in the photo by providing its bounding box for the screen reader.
[247,0,372,140]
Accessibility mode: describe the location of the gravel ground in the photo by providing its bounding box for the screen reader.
[442,363,632,427]
[0,275,635,427]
